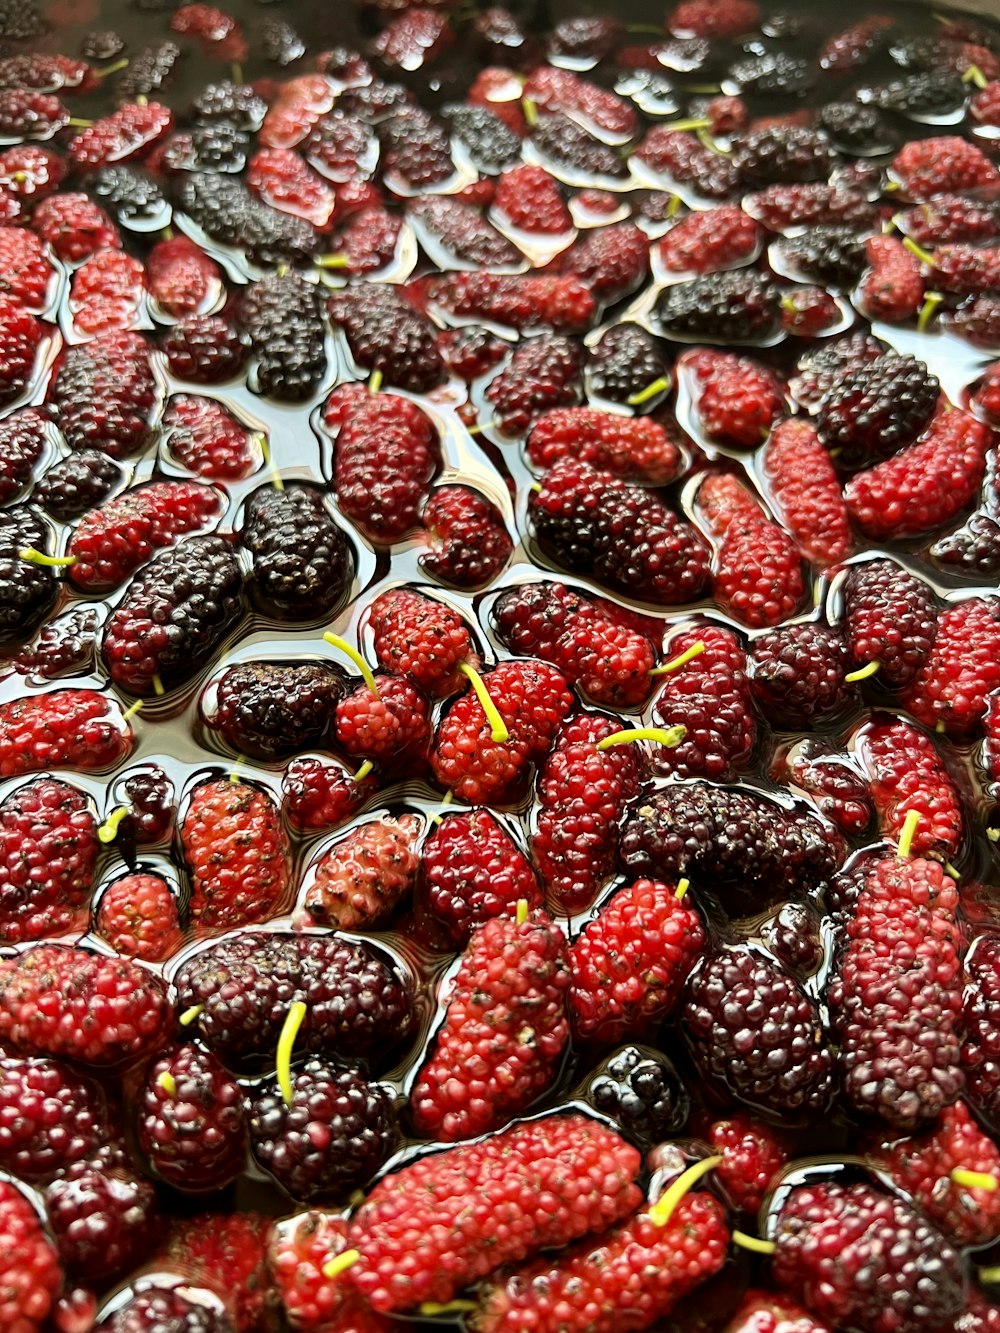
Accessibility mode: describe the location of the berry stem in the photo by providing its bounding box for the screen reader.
[97,805,131,844]
[596,725,686,750]
[522,97,538,127]
[661,117,712,132]
[96,58,129,77]
[647,1154,722,1226]
[951,1167,998,1191]
[733,1230,777,1255]
[650,640,706,676]
[161,224,173,240]
[685,83,724,94]
[917,292,943,334]
[627,375,671,407]
[353,760,374,783]
[231,62,244,84]
[178,1004,203,1027]
[516,898,529,924]
[420,1301,478,1315]
[675,878,690,900]
[121,699,143,723]
[896,808,921,859]
[980,1266,1000,1284]
[324,632,380,698]
[667,193,682,217]
[466,419,499,436]
[696,127,730,156]
[316,253,350,269]
[458,662,510,743]
[902,237,934,266]
[322,1248,360,1280]
[845,660,880,683]
[18,547,77,568]
[963,64,989,88]
[156,1071,177,1096]
[277,1000,307,1109]
[67,117,94,128]
[367,369,383,395]
[152,674,165,697]
[256,434,285,491]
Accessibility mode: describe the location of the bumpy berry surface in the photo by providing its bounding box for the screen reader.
[138,1042,247,1191]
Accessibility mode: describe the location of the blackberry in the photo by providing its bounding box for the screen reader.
[46,1160,159,1282]
[0,410,47,504]
[654,270,782,342]
[81,30,125,60]
[888,34,945,69]
[48,332,158,458]
[410,196,521,270]
[327,283,443,393]
[174,931,414,1067]
[101,535,245,696]
[103,1290,234,1333]
[858,69,966,116]
[259,16,305,65]
[177,173,316,269]
[749,623,856,727]
[0,506,57,645]
[240,271,327,401]
[341,79,415,125]
[727,49,813,95]
[379,106,454,189]
[549,14,621,60]
[115,41,181,101]
[532,112,627,179]
[777,226,868,287]
[0,1054,112,1182]
[187,121,249,173]
[816,101,892,153]
[444,102,520,173]
[241,485,354,619]
[684,947,834,1115]
[585,323,670,405]
[0,0,44,39]
[931,513,1000,577]
[790,330,887,409]
[34,450,123,521]
[14,606,100,682]
[586,1045,690,1147]
[486,334,583,435]
[192,81,267,131]
[732,126,838,184]
[162,315,246,384]
[206,662,344,759]
[249,1061,397,1201]
[843,558,938,688]
[619,782,842,915]
[89,165,168,227]
[762,901,825,978]
[817,352,939,466]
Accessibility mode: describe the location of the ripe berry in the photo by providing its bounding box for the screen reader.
[0,1179,61,1333]
[162,315,246,384]
[95,872,183,962]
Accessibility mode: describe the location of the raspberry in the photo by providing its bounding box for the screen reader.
[69,101,173,168]
[67,481,222,593]
[48,331,158,458]
[744,182,876,231]
[892,135,999,200]
[0,90,69,139]
[902,596,1000,735]
[619,782,842,908]
[421,484,513,587]
[102,535,244,696]
[428,272,596,334]
[175,931,413,1068]
[733,126,837,184]
[762,418,851,567]
[486,334,583,435]
[650,624,755,781]
[239,271,326,401]
[335,675,431,776]
[858,718,963,861]
[772,1181,964,1333]
[369,587,477,698]
[431,658,573,805]
[492,164,570,234]
[687,350,785,448]
[300,813,421,930]
[163,394,258,481]
[268,1211,390,1333]
[816,352,939,468]
[0,1180,61,1333]
[531,459,711,605]
[657,205,760,275]
[0,228,51,311]
[247,148,336,229]
[654,269,782,342]
[561,222,649,304]
[474,1189,728,1333]
[570,879,704,1045]
[419,809,541,947]
[526,407,681,485]
[95,872,183,962]
[31,193,119,265]
[182,779,292,933]
[0,688,132,777]
[493,581,656,709]
[749,623,854,727]
[842,558,938,688]
[585,1045,690,1145]
[857,234,924,324]
[703,1113,790,1214]
[178,173,317,269]
[846,406,992,540]
[326,384,439,542]
[668,0,760,39]
[0,944,168,1066]
[830,856,964,1127]
[774,739,874,837]
[634,128,739,200]
[585,322,669,405]
[532,712,644,914]
[241,485,354,619]
[347,1113,642,1313]
[280,755,374,835]
[46,1159,159,1282]
[250,1061,396,1199]
[411,909,569,1140]
[0,1055,113,1182]
[206,662,342,760]
[328,283,443,393]
[160,314,247,387]
[0,777,97,944]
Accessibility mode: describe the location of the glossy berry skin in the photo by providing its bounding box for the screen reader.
[775,739,874,837]
[749,623,856,728]
[585,1045,690,1145]
[763,418,852,567]
[182,780,292,933]
[369,587,476,698]
[420,809,541,947]
[685,947,834,1116]
[562,222,649,304]
[146,235,221,318]
[47,331,157,459]
[280,755,374,835]
[301,813,421,931]
[240,271,327,401]
[0,1179,61,1333]
[46,1159,159,1282]
[241,486,353,620]
[0,777,97,944]
[428,271,596,334]
[95,872,180,959]
[473,1191,729,1333]
[268,1210,392,1333]
[421,485,513,589]
[205,662,343,761]
[153,1211,271,1333]
[250,1061,396,1201]
[533,712,645,915]
[0,689,132,778]
[585,323,669,406]
[526,408,682,487]
[902,596,1000,735]
[772,1181,964,1333]
[68,100,173,167]
[335,675,431,776]
[347,1113,642,1313]
[658,205,760,275]
[963,938,1000,1134]
[570,879,704,1045]
[857,235,924,324]
[138,1043,247,1192]
[101,1290,234,1333]
[0,1054,113,1183]
[486,335,583,437]
[412,910,568,1141]
[655,270,781,343]
[329,284,443,394]
[0,409,48,505]
[817,353,939,468]
[829,856,964,1129]
[162,316,247,386]
[720,1290,833,1333]
[163,396,258,483]
[858,718,963,862]
[688,350,785,450]
[891,134,999,199]
[842,559,938,688]
[31,192,120,264]
[703,1113,790,1214]
[493,165,570,235]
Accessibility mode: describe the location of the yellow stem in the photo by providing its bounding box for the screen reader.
[122,699,143,723]
[458,662,509,743]
[667,193,682,217]
[353,760,374,783]
[98,805,131,844]
[156,1071,177,1096]
[945,863,960,880]
[675,878,690,900]
[256,434,284,491]
[963,64,989,88]
[516,898,529,924]
[96,58,129,77]
[648,1155,722,1226]
[896,808,921,860]
[845,660,880,683]
[368,369,383,395]
[230,62,244,84]
[733,1230,778,1255]
[917,292,943,334]
[152,674,165,697]
[178,1004,203,1027]
[952,1167,998,1191]
[277,1000,307,1109]
[980,1266,1000,1284]
[322,1248,361,1280]
[420,1301,478,1315]
[596,725,686,750]
[650,640,706,676]
[627,375,671,407]
[324,633,380,697]
[902,236,934,266]
[316,253,349,269]
[522,97,538,126]
[661,117,712,132]
[18,547,76,567]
